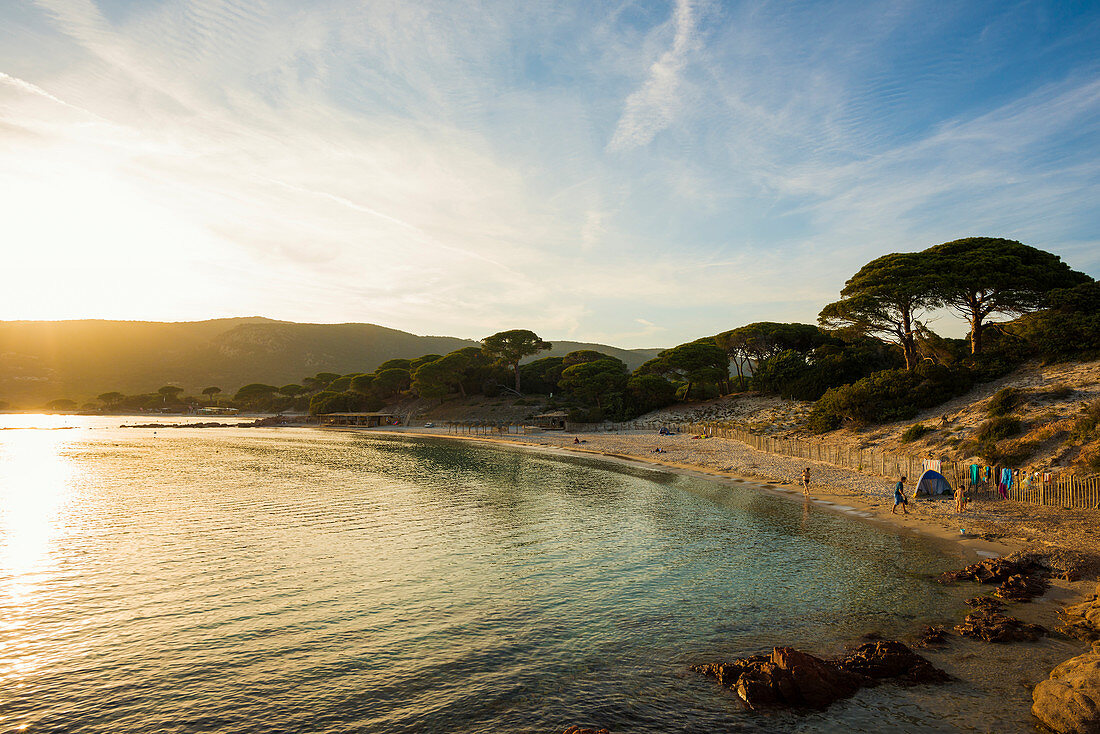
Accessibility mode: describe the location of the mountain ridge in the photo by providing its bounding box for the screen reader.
[0,318,662,405]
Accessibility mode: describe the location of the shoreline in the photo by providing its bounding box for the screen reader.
[343,425,1098,731]
[349,426,1022,563]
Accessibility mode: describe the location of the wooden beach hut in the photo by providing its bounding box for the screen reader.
[321,412,399,427]
[531,410,568,430]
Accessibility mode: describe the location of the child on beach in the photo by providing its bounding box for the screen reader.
[800,467,811,496]
[892,476,910,515]
[954,486,968,514]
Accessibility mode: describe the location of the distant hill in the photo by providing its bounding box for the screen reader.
[0,318,662,406]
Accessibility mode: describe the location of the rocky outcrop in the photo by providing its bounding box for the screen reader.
[1032,643,1100,734]
[938,557,1035,585]
[561,728,610,734]
[966,595,1006,612]
[996,573,1050,602]
[914,625,950,647]
[954,608,1045,643]
[837,641,950,684]
[692,642,947,711]
[1061,584,1100,642]
[938,555,1050,602]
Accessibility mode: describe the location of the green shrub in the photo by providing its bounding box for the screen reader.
[808,363,974,433]
[1046,384,1074,400]
[976,416,1022,442]
[999,440,1037,466]
[978,439,1037,466]
[987,387,1021,417]
[1015,282,1100,362]
[900,424,933,443]
[567,407,605,423]
[308,390,383,415]
[1071,401,1100,442]
[1080,443,1100,473]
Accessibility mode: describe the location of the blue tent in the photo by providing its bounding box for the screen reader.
[915,469,952,496]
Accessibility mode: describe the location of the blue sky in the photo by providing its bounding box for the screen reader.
[1,0,1098,347]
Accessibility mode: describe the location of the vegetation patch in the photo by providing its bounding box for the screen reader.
[1045,384,1074,401]
[900,424,933,443]
[1079,442,1100,473]
[987,387,1022,417]
[808,364,974,433]
[1071,401,1100,443]
[976,416,1023,442]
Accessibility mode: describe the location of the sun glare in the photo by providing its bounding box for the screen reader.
[0,426,76,579]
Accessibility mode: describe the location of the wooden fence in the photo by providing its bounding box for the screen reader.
[438,418,1100,510]
[680,421,1100,511]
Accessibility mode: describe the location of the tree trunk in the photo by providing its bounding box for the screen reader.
[968,291,984,354]
[513,363,522,393]
[901,310,915,370]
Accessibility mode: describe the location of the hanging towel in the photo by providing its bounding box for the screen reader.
[970,464,980,485]
[1002,467,1012,489]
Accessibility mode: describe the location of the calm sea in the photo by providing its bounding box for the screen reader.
[0,417,1045,732]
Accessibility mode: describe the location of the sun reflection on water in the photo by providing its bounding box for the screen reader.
[0,429,76,576]
[0,426,80,693]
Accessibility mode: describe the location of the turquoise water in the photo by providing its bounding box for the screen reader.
[0,421,990,732]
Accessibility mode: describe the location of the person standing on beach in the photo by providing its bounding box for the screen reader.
[800,467,811,496]
[954,485,967,513]
[892,476,910,515]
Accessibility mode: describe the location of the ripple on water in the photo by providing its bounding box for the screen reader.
[0,425,1047,732]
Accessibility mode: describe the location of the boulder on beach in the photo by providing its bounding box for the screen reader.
[692,642,947,711]
[1032,644,1100,734]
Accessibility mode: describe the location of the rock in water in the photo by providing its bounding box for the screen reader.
[938,556,1047,588]
[954,609,1046,643]
[1032,645,1100,734]
[692,642,946,711]
[837,641,951,684]
[914,625,950,647]
[966,596,1006,612]
[772,647,864,709]
[996,573,1050,602]
[561,728,610,734]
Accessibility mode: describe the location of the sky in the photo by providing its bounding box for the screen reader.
[0,0,1098,348]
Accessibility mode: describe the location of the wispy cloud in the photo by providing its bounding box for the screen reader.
[607,0,699,151]
[0,0,1097,346]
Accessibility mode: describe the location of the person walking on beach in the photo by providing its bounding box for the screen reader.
[800,467,811,496]
[892,476,910,515]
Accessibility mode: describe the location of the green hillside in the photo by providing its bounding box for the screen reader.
[0,318,660,406]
